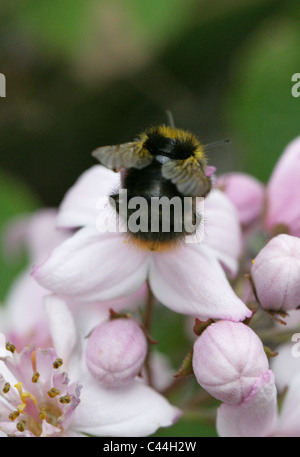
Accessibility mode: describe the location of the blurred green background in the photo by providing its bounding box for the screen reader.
[0,0,300,436]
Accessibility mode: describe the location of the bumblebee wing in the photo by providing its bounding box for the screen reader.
[92,142,153,170]
[161,157,211,197]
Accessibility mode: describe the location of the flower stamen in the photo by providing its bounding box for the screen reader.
[2,382,10,393]
[5,341,16,353]
[16,420,26,432]
[47,388,60,398]
[9,411,20,421]
[59,395,71,404]
[32,372,40,383]
[53,358,63,369]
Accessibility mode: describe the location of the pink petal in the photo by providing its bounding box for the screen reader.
[149,244,251,321]
[205,165,216,178]
[216,371,278,437]
[70,283,148,337]
[266,137,300,236]
[217,172,265,227]
[275,372,300,436]
[71,377,181,437]
[43,295,78,367]
[271,342,300,393]
[5,269,51,349]
[33,228,149,303]
[3,209,69,264]
[200,189,242,277]
[57,165,120,229]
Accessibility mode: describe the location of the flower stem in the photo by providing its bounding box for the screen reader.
[143,283,155,387]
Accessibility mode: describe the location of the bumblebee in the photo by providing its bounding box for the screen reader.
[92,125,213,251]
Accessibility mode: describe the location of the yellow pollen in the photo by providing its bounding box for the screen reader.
[2,382,10,393]
[5,342,16,353]
[47,388,60,398]
[59,395,72,404]
[252,259,255,264]
[32,372,40,383]
[9,411,20,421]
[53,358,63,369]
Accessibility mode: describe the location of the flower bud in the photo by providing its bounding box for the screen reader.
[265,136,300,236]
[216,370,277,437]
[85,317,148,386]
[251,234,300,311]
[217,172,265,228]
[192,321,268,405]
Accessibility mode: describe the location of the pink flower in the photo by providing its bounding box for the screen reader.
[33,165,251,322]
[1,209,148,350]
[2,208,71,267]
[271,342,300,437]
[0,335,82,437]
[192,321,269,405]
[216,338,300,437]
[251,234,300,311]
[85,317,148,386]
[0,295,180,437]
[2,209,70,349]
[265,136,300,236]
[217,172,265,228]
[192,320,278,437]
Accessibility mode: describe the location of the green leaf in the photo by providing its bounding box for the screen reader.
[153,414,218,437]
[151,305,192,368]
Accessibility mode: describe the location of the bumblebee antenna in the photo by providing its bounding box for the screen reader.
[203,139,229,152]
[166,110,175,128]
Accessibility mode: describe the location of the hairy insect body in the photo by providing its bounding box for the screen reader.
[93,125,212,250]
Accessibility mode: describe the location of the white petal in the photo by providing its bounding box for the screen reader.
[33,228,149,303]
[216,371,278,437]
[149,243,251,321]
[276,372,300,436]
[71,376,181,437]
[43,295,78,368]
[57,165,120,229]
[270,342,300,393]
[5,269,50,348]
[3,209,70,264]
[201,189,242,277]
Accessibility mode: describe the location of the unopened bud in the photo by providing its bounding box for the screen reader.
[86,318,148,386]
[251,234,300,311]
[192,321,268,405]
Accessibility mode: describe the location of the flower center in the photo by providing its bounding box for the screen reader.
[7,381,65,436]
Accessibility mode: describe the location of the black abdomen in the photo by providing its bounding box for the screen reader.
[110,162,199,249]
